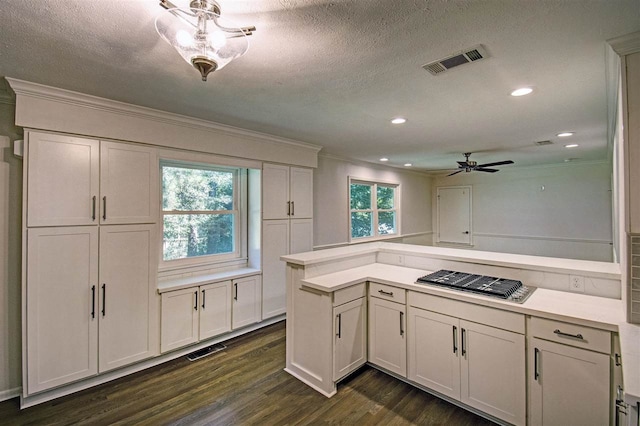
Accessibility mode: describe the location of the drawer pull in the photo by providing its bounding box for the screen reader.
[615,353,622,366]
[399,312,404,336]
[336,313,342,338]
[553,329,584,340]
[461,328,466,356]
[534,347,540,380]
[452,326,458,354]
[378,289,394,297]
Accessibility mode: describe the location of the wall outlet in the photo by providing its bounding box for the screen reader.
[569,275,585,293]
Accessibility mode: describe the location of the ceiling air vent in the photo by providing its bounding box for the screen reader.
[422,44,489,76]
[534,140,554,146]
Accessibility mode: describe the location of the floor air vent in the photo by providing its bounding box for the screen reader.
[422,45,489,76]
[187,343,226,361]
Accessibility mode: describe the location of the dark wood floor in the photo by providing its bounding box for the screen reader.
[1,321,494,425]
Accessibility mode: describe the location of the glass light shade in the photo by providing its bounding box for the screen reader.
[155,7,249,80]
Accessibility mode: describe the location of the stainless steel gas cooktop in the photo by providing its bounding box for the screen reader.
[416,270,535,304]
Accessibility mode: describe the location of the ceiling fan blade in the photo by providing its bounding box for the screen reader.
[457,161,469,167]
[475,167,499,173]
[476,160,514,168]
[447,170,464,176]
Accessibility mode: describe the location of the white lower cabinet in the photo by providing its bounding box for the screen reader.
[368,288,406,376]
[161,280,232,353]
[407,292,526,426]
[528,317,611,426]
[26,224,158,394]
[333,296,367,381]
[232,275,262,329]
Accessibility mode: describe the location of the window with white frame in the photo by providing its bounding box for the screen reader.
[349,178,399,240]
[161,161,245,267]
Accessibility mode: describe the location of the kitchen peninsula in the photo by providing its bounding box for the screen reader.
[283,242,639,426]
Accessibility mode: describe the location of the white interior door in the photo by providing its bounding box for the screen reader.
[437,186,472,245]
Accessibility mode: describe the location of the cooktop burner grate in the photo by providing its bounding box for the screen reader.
[416,270,535,303]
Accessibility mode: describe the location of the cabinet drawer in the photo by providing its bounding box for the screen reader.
[369,282,406,304]
[334,282,366,306]
[529,317,610,354]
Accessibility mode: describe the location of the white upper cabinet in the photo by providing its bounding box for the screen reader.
[262,163,313,220]
[26,131,158,227]
[100,142,158,224]
[27,132,100,227]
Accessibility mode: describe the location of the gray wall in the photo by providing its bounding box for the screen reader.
[314,154,433,248]
[0,101,23,398]
[432,161,614,261]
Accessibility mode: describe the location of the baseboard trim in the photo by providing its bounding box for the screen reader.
[0,387,21,403]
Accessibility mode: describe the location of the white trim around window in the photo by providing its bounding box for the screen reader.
[348,176,400,242]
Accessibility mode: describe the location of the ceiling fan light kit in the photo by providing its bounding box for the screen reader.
[155,0,256,81]
[447,152,514,176]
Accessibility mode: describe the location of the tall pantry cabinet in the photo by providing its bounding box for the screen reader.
[23,131,159,395]
[262,163,313,319]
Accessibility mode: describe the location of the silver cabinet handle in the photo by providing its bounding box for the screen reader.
[202,289,206,309]
[194,291,198,311]
[102,196,107,220]
[378,289,394,297]
[92,196,96,221]
[452,326,458,354]
[291,201,295,216]
[553,329,584,340]
[336,313,342,338]
[234,283,238,301]
[399,311,404,336]
[287,201,291,216]
[534,347,540,381]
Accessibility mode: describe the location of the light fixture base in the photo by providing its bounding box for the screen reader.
[189,0,220,14]
[191,56,218,81]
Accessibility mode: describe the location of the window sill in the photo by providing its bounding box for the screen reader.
[157,266,261,294]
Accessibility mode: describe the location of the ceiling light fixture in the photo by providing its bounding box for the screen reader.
[380,158,389,162]
[156,0,256,81]
[564,144,579,148]
[557,132,575,137]
[404,163,412,167]
[391,118,407,124]
[510,87,533,97]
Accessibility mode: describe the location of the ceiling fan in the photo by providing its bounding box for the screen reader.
[447,153,514,176]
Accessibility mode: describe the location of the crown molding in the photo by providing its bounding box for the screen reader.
[5,77,323,154]
[318,152,434,177]
[608,31,640,56]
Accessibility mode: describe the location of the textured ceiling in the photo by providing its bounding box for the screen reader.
[1,0,639,171]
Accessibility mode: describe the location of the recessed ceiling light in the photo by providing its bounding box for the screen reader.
[510,87,533,97]
[391,117,407,124]
[380,157,389,162]
[557,132,575,137]
[564,144,579,148]
[404,163,412,167]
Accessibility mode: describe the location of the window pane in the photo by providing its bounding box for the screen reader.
[377,186,395,209]
[163,214,235,260]
[351,212,373,238]
[378,211,396,235]
[163,166,233,211]
[350,183,372,210]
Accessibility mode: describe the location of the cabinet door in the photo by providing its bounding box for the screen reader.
[100,142,158,224]
[27,132,99,227]
[290,218,313,254]
[263,164,290,219]
[262,220,289,319]
[368,297,406,376]
[232,275,262,329]
[529,337,610,426]
[26,227,99,394]
[200,281,232,340]
[460,320,525,426]
[161,288,199,353]
[290,167,313,219]
[99,225,159,371]
[407,307,460,400]
[333,297,367,381]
